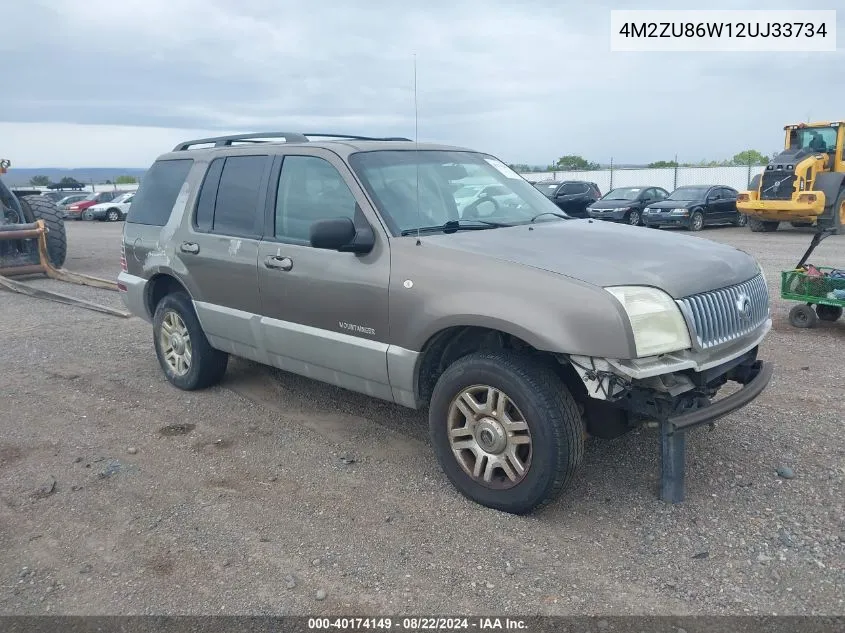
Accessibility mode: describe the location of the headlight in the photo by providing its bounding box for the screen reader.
[605,286,692,357]
[616,206,630,212]
[671,208,689,215]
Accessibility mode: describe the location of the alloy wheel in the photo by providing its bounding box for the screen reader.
[446,385,532,489]
[159,310,192,376]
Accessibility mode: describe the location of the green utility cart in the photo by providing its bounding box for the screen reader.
[781,228,845,328]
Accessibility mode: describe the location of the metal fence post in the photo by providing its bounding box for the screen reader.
[673,155,679,189]
[609,157,613,191]
[747,160,752,187]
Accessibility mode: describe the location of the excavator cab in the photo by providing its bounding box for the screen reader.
[737,121,845,233]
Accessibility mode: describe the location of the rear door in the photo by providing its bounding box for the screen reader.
[721,187,739,220]
[176,153,270,352]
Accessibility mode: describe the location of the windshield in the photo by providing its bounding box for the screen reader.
[789,126,838,153]
[667,187,707,201]
[349,150,572,235]
[601,187,642,200]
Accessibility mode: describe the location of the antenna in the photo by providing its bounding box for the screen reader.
[414,53,421,245]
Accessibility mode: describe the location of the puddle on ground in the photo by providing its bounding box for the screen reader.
[158,423,196,437]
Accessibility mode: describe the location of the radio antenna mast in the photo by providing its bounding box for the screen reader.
[414,53,421,245]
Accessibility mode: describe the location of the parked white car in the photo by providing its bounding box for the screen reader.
[82,192,135,222]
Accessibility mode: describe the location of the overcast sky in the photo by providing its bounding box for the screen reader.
[1,0,842,168]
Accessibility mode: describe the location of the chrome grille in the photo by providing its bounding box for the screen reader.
[677,273,770,350]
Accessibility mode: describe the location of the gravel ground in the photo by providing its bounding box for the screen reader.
[0,220,843,616]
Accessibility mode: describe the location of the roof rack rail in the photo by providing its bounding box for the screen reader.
[172,132,310,151]
[302,133,413,142]
[173,131,412,151]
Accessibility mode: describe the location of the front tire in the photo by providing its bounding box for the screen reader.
[627,210,641,226]
[428,351,584,515]
[789,304,818,328]
[734,213,748,227]
[689,210,704,232]
[152,291,229,390]
[748,217,779,232]
[106,208,120,222]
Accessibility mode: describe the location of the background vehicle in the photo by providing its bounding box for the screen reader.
[737,121,845,233]
[532,180,601,218]
[83,191,135,222]
[56,193,90,217]
[37,191,69,203]
[118,131,772,515]
[64,190,127,220]
[587,186,669,226]
[643,185,744,231]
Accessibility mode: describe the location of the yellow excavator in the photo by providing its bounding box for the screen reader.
[737,121,845,233]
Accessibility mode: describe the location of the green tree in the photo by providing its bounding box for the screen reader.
[648,160,678,168]
[731,149,769,166]
[29,175,50,186]
[551,155,600,171]
[115,175,138,184]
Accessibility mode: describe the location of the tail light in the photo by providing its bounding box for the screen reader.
[737,193,750,203]
[120,242,127,272]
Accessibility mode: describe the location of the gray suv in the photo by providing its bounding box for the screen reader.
[118,132,774,515]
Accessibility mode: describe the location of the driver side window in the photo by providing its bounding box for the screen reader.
[274,156,358,244]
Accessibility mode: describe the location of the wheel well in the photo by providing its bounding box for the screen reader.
[415,326,587,407]
[146,274,189,316]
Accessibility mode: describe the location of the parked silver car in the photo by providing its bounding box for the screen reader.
[118,132,773,514]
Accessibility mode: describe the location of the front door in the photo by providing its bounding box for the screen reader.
[256,150,393,400]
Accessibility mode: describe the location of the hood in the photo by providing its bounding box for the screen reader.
[647,199,694,209]
[589,199,637,209]
[419,218,760,298]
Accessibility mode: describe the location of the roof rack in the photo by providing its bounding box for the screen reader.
[172,132,412,151]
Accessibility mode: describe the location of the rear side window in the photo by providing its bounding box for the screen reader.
[213,155,267,236]
[126,159,194,226]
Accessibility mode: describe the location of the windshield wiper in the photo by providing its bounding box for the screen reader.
[400,219,511,236]
[529,211,569,222]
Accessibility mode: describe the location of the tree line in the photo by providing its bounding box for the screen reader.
[29,174,138,187]
[509,149,773,173]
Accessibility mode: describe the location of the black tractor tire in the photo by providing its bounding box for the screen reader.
[748,217,779,232]
[152,291,229,391]
[688,210,704,232]
[789,304,818,328]
[816,304,843,322]
[829,189,845,236]
[18,195,67,268]
[790,221,813,228]
[428,350,584,515]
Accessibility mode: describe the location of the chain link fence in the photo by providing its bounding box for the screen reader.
[519,164,766,194]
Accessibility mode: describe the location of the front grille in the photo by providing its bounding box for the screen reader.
[759,171,796,200]
[677,274,770,350]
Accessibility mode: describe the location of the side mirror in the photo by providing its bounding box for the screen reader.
[309,217,374,254]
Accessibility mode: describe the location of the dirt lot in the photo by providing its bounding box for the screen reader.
[0,220,843,616]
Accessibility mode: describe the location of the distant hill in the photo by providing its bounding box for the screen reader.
[2,167,148,187]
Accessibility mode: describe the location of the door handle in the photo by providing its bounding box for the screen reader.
[264,255,293,271]
[180,242,200,254]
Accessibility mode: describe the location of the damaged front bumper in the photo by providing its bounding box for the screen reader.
[564,322,774,503]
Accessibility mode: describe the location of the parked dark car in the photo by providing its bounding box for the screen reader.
[642,185,747,231]
[586,186,670,226]
[532,180,601,218]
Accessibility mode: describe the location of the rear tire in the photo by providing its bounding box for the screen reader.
[428,350,584,515]
[789,304,818,328]
[152,291,229,390]
[816,304,843,322]
[18,195,67,268]
[748,217,779,232]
